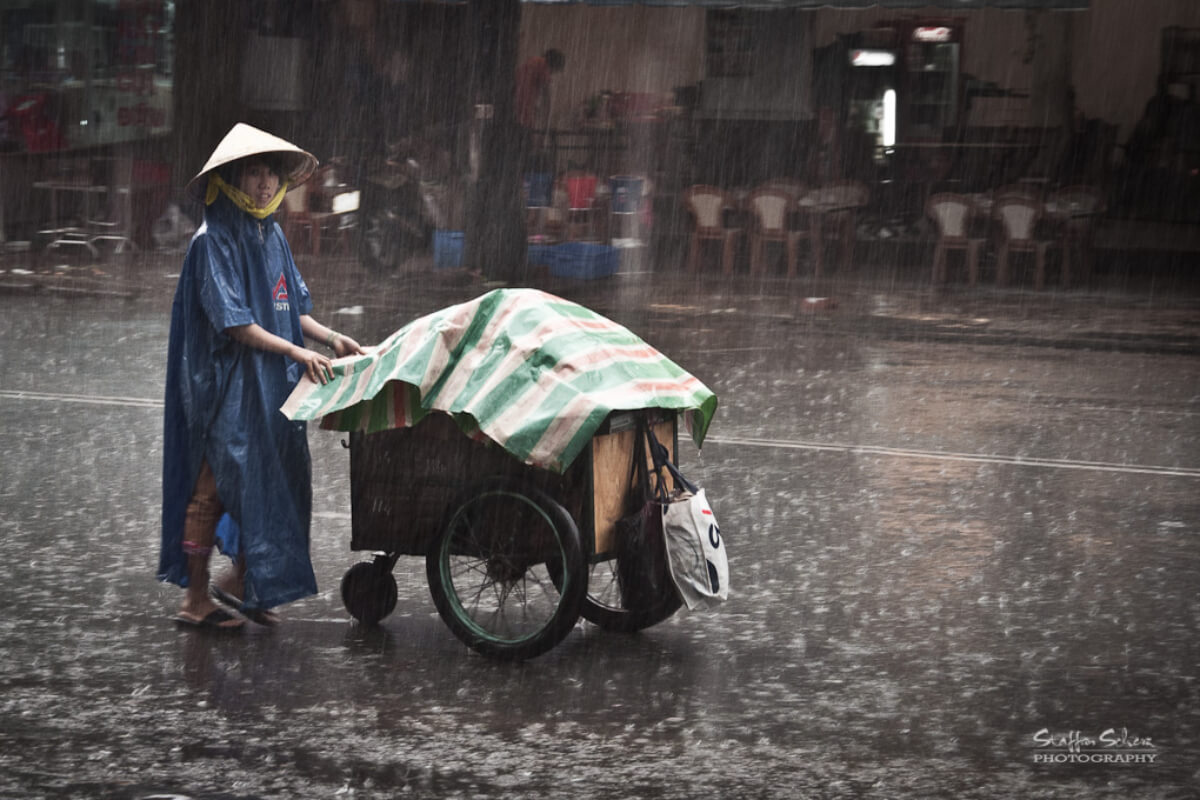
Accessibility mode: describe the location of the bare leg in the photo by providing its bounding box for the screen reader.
[176,462,241,628]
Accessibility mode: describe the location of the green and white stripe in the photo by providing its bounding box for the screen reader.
[282,288,718,472]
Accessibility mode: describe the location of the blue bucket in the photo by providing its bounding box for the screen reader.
[433,230,464,269]
[609,175,644,214]
[524,172,553,208]
[548,242,619,280]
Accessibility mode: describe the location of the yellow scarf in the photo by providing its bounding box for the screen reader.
[205,173,289,219]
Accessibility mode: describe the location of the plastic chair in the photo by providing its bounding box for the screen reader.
[992,193,1051,288]
[926,193,984,285]
[681,185,742,275]
[561,171,601,242]
[744,186,807,277]
[1047,185,1105,287]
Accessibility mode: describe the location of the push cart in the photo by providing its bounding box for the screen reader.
[283,289,718,660]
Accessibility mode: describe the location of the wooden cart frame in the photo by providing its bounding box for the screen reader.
[339,407,681,660]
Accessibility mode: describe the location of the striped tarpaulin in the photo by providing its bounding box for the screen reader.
[281,288,718,473]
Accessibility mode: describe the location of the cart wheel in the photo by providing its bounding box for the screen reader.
[426,478,586,660]
[580,555,682,633]
[341,557,398,626]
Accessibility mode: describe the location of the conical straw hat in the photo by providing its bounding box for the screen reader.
[186,122,318,199]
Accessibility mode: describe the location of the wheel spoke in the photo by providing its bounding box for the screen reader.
[588,559,623,611]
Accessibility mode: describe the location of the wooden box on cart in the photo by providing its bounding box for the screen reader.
[347,408,677,558]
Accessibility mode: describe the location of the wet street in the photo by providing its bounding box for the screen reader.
[1,252,1198,799]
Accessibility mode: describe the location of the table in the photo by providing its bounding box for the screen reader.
[968,191,1101,218]
[889,141,1042,217]
[33,178,109,256]
[797,189,868,276]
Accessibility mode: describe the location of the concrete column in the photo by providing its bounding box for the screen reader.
[1028,10,1074,129]
[463,0,527,281]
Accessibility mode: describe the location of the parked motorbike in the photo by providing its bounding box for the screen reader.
[356,144,432,273]
[354,137,462,274]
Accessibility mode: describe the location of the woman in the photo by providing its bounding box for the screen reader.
[159,123,365,630]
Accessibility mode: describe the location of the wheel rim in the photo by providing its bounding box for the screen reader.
[436,489,575,646]
[586,556,626,613]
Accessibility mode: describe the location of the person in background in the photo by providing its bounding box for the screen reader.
[515,48,566,172]
[159,123,365,631]
[807,106,843,185]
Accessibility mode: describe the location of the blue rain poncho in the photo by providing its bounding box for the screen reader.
[158,192,317,610]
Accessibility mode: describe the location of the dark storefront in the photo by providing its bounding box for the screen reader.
[1,0,176,246]
[6,0,1199,275]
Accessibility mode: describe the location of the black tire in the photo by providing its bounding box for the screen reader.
[357,207,403,273]
[341,557,398,626]
[426,478,586,660]
[580,553,682,632]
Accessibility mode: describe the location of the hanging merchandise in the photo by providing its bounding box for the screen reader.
[646,423,729,611]
[614,419,675,613]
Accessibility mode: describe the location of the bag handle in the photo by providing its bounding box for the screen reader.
[645,416,700,496]
[632,413,675,504]
[625,413,653,505]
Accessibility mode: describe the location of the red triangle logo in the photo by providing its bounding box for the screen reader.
[273,273,288,301]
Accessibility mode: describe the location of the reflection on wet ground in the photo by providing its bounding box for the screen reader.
[1,264,1197,798]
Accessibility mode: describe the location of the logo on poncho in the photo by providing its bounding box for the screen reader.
[273,274,289,312]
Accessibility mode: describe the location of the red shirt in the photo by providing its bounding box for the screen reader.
[515,56,550,129]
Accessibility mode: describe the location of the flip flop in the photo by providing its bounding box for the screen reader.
[172,608,244,631]
[210,585,280,627]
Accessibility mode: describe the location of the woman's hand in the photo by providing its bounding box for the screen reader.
[298,316,367,361]
[228,319,361,385]
[292,346,336,385]
[331,334,366,358]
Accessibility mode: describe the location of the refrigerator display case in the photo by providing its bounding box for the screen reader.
[895,21,963,142]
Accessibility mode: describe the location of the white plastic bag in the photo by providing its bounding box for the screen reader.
[661,489,728,611]
[643,419,729,611]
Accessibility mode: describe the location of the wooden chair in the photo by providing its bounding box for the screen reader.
[926,193,985,285]
[800,180,869,275]
[1047,185,1105,287]
[682,185,742,275]
[281,179,345,256]
[992,193,1051,288]
[744,186,808,277]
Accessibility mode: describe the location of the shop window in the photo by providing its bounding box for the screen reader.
[0,0,174,153]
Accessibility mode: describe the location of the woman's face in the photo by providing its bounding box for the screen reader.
[238,160,281,207]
